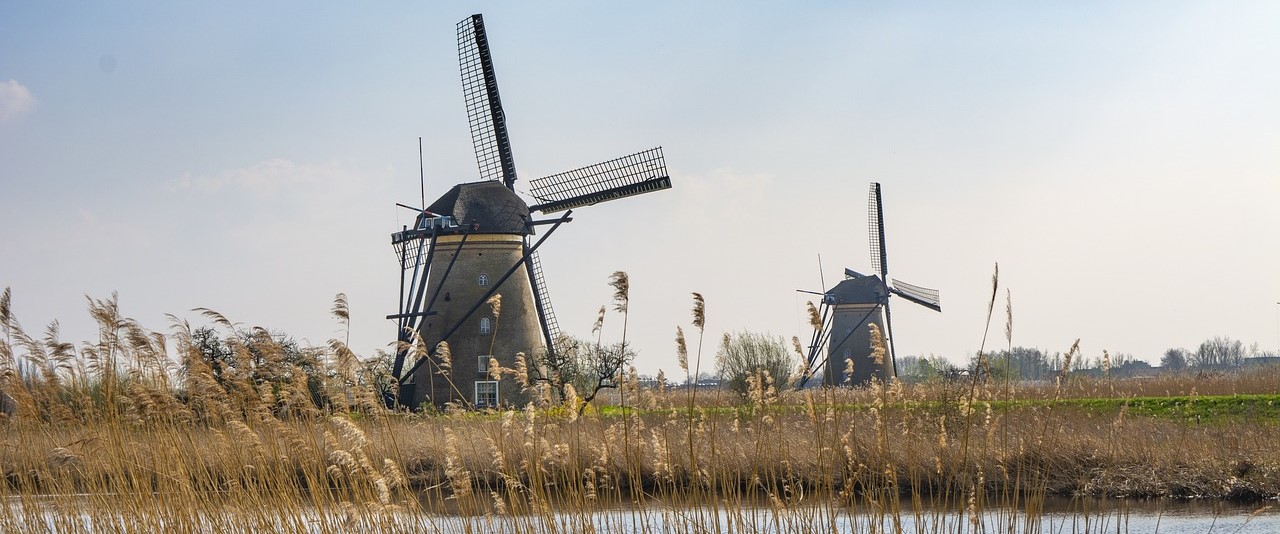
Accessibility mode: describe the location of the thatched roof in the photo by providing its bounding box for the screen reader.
[426,181,530,235]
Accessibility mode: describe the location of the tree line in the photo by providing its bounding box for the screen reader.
[896,335,1277,383]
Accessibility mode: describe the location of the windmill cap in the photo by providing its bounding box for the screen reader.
[828,275,887,305]
[426,181,531,234]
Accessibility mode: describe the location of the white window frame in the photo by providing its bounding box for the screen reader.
[479,317,492,335]
[478,355,493,378]
[474,380,498,408]
[477,273,489,287]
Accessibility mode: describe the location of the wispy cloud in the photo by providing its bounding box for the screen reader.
[0,80,36,121]
[167,158,377,200]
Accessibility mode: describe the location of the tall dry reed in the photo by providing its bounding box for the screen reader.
[0,286,1276,533]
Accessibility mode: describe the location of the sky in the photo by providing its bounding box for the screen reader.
[2,2,1278,378]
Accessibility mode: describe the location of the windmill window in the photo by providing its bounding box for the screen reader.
[478,355,493,378]
[479,317,492,335]
[478,273,489,287]
[474,381,498,409]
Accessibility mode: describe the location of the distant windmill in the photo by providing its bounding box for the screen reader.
[797,182,940,387]
[387,14,672,409]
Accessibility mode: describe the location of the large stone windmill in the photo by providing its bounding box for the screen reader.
[387,15,671,410]
[797,183,940,387]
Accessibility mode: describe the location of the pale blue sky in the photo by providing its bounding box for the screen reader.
[2,2,1278,375]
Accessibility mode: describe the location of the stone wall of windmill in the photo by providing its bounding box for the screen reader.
[825,275,896,387]
[409,234,542,410]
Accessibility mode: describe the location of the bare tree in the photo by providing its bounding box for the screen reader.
[523,334,581,403]
[1192,336,1245,369]
[568,338,635,411]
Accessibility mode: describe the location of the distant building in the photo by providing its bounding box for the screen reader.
[1243,356,1280,369]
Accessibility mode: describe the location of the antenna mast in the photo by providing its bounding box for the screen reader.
[418,137,426,210]
[818,253,826,290]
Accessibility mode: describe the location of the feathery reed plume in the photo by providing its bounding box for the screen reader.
[0,287,10,327]
[332,293,349,324]
[1004,288,1012,349]
[685,291,708,479]
[435,341,452,375]
[487,293,502,320]
[1060,339,1079,379]
[974,262,999,364]
[485,293,504,360]
[408,325,427,371]
[936,415,948,474]
[514,352,529,389]
[592,305,606,336]
[86,292,125,414]
[193,307,234,328]
[691,292,706,331]
[868,323,886,366]
[442,428,473,499]
[806,301,821,330]
[43,320,75,383]
[0,287,12,371]
[491,492,509,515]
[747,369,764,406]
[792,363,810,391]
[609,271,630,313]
[487,354,501,381]
[332,292,351,347]
[675,326,688,375]
[610,271,633,418]
[564,383,581,420]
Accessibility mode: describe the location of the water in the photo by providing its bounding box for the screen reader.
[7,495,1278,532]
[414,496,1280,533]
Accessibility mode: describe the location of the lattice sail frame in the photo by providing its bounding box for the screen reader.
[458,14,518,188]
[890,278,942,311]
[528,147,671,214]
[868,182,888,279]
[393,234,427,270]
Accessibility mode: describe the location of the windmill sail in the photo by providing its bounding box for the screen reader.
[524,248,562,350]
[392,231,427,270]
[881,293,899,376]
[889,278,942,312]
[528,147,671,214]
[868,182,888,279]
[458,14,518,189]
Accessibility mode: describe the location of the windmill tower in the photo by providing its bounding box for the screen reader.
[387,15,672,410]
[797,183,940,387]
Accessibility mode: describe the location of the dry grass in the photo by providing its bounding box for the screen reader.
[0,287,1276,532]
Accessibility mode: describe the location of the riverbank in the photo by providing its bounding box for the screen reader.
[3,389,1276,504]
[2,383,1277,532]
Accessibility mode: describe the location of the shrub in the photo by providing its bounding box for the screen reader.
[715,331,795,398]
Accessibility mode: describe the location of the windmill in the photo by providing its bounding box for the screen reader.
[796,182,940,387]
[386,14,672,410]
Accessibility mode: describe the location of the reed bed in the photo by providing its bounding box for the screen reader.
[0,288,1276,532]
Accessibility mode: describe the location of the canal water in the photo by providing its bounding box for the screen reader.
[7,494,1277,532]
